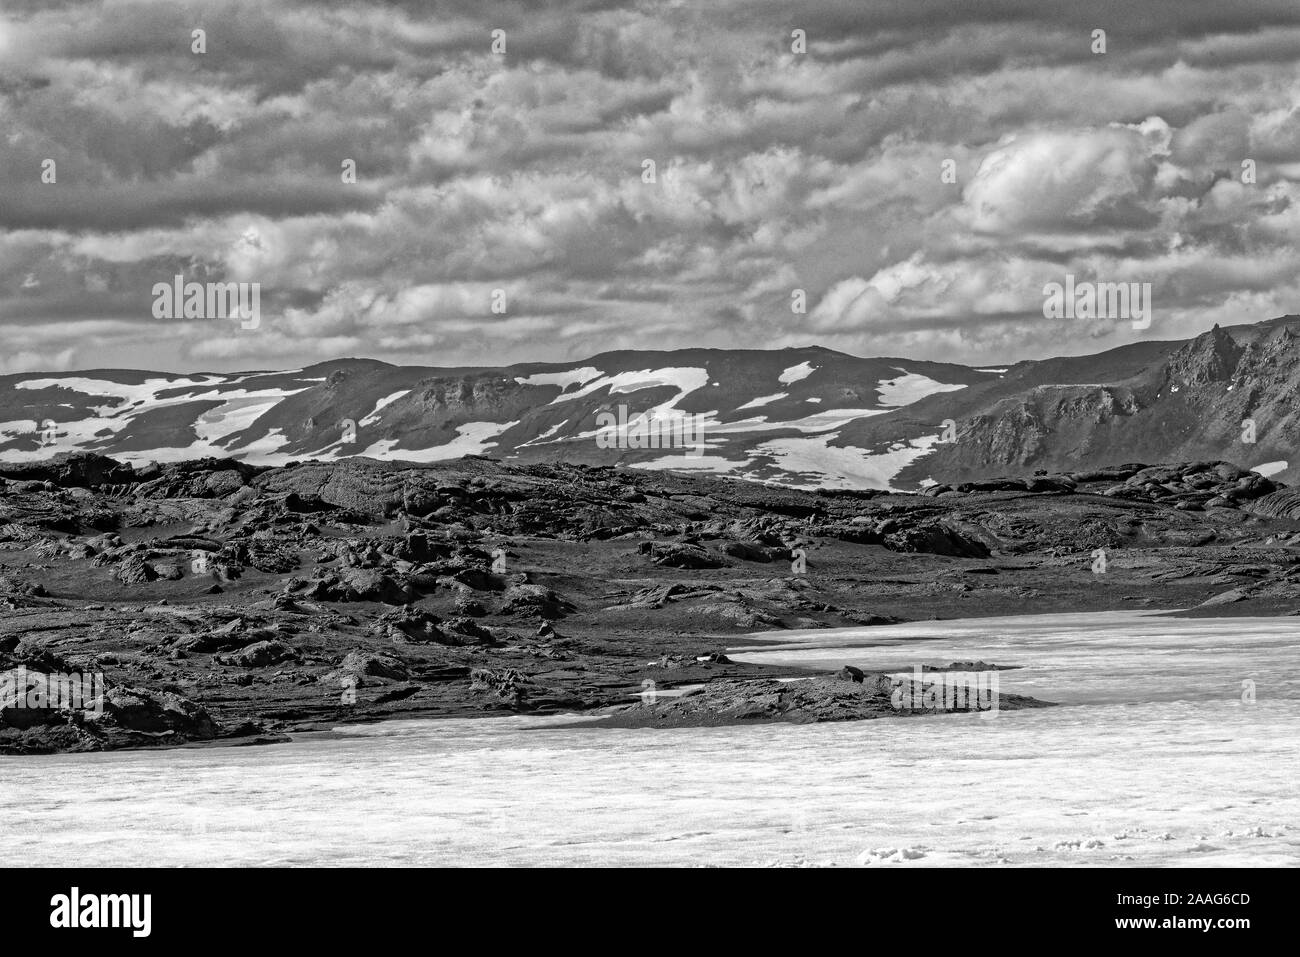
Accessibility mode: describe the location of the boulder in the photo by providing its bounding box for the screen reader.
[226,640,298,668]
[114,554,159,585]
[650,543,725,569]
[720,541,775,562]
[306,568,413,604]
[500,582,574,618]
[334,651,409,681]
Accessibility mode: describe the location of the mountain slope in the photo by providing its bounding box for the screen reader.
[0,347,992,489]
[886,317,1300,487]
[4,317,1299,490]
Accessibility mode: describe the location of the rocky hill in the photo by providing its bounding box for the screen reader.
[882,316,1300,487]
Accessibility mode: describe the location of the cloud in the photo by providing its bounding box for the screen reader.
[2,0,1299,373]
[960,127,1162,235]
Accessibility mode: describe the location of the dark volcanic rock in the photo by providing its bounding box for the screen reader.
[1,672,217,754]
[0,452,135,488]
[114,553,159,584]
[720,540,777,562]
[3,448,1298,754]
[97,686,218,737]
[469,667,530,705]
[500,582,575,618]
[0,575,49,599]
[444,617,497,644]
[225,640,298,668]
[334,651,409,681]
[1245,487,1300,520]
[374,607,446,644]
[603,673,1051,728]
[303,568,413,604]
[650,542,725,569]
[883,522,990,558]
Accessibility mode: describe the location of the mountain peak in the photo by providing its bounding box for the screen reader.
[1165,323,1244,388]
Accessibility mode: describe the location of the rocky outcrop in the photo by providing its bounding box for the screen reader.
[1,672,217,754]
[893,319,1300,487]
[1164,325,1244,389]
[1244,487,1300,520]
[296,568,413,604]
[647,542,726,569]
[0,452,135,488]
[327,651,410,684]
[601,672,1052,728]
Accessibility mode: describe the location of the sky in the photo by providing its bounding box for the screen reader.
[1,0,1299,374]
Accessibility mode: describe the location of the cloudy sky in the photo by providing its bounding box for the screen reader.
[2,0,1299,374]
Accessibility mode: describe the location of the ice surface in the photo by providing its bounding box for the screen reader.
[3,611,1296,867]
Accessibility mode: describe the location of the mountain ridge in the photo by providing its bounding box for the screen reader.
[3,317,1299,488]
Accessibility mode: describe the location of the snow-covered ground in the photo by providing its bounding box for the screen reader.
[749,432,941,490]
[4,611,1295,867]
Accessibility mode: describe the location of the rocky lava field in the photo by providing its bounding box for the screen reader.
[4,451,1300,753]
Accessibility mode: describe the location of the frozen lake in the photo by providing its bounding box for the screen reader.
[3,611,1298,866]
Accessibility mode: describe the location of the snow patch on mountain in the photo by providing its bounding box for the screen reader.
[360,421,519,462]
[639,451,755,473]
[4,375,316,463]
[735,392,787,410]
[705,407,887,437]
[359,390,410,426]
[0,353,990,484]
[551,367,709,408]
[750,432,943,490]
[83,422,298,466]
[516,420,568,448]
[876,371,967,407]
[514,367,603,390]
[16,375,213,410]
[779,361,817,385]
